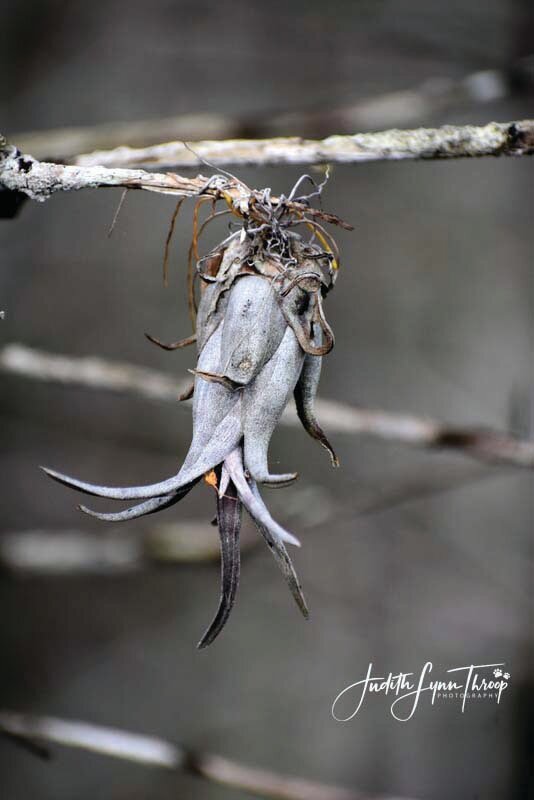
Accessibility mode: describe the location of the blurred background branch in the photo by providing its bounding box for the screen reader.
[2,343,533,469]
[9,56,534,162]
[0,711,415,800]
[0,522,260,574]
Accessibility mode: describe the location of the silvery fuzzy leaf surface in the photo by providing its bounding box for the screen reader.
[219,275,287,386]
[242,323,304,484]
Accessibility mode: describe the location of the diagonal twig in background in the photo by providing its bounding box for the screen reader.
[0,711,416,800]
[1,343,533,470]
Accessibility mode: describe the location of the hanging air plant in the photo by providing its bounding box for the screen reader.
[42,168,350,647]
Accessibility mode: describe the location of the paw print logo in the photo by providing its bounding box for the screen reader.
[503,672,510,680]
[493,668,503,678]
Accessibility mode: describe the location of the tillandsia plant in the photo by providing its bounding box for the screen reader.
[42,167,351,648]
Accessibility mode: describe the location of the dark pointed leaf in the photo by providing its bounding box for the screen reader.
[197,479,242,648]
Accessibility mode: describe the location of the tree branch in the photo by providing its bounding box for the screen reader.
[0,343,192,401]
[10,57,534,161]
[2,343,533,470]
[0,711,413,800]
[0,121,532,209]
[58,120,534,168]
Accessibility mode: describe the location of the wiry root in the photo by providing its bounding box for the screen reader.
[187,196,214,327]
[162,198,185,286]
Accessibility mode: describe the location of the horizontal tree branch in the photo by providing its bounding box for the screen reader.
[0,343,192,401]
[0,711,413,800]
[69,121,534,170]
[0,140,208,203]
[10,56,533,161]
[2,343,533,469]
[0,121,533,210]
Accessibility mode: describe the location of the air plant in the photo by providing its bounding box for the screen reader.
[42,166,351,648]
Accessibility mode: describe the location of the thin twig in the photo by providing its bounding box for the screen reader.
[2,343,533,470]
[107,188,128,237]
[0,711,414,800]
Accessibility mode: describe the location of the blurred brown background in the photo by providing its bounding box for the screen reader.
[0,1,533,798]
